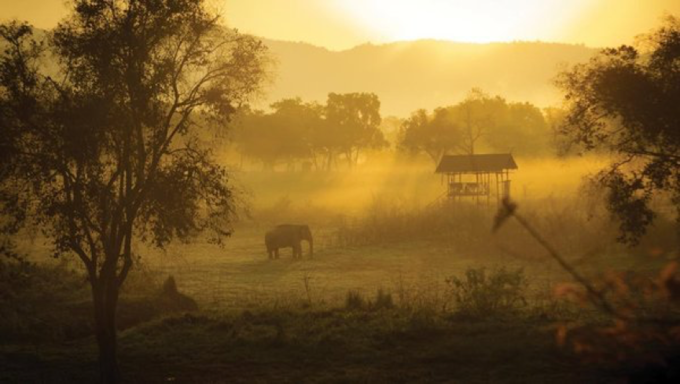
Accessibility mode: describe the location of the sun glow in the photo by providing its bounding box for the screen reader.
[332,0,590,44]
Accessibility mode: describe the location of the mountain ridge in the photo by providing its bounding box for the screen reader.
[17,28,598,117]
[258,37,598,116]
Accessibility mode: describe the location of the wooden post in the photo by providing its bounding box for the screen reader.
[486,172,490,207]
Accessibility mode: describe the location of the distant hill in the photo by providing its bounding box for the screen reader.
[17,29,598,117]
[260,39,598,116]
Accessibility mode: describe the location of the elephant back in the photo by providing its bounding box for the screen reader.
[266,224,310,246]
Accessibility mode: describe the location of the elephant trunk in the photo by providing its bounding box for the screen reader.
[308,237,314,257]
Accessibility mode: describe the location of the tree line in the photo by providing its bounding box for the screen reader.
[398,89,555,164]
[231,89,557,170]
[232,93,387,170]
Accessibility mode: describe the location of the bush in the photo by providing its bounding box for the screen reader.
[345,291,367,311]
[335,197,492,247]
[446,267,528,318]
[0,259,91,342]
[373,289,394,310]
[0,259,197,343]
[345,289,395,311]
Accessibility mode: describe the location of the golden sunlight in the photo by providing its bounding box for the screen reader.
[332,0,591,43]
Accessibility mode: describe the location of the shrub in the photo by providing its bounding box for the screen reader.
[345,290,367,311]
[345,289,395,311]
[373,289,394,310]
[446,267,528,318]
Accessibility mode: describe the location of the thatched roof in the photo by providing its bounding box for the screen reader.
[435,154,518,174]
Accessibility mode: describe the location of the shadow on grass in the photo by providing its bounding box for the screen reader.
[2,308,616,383]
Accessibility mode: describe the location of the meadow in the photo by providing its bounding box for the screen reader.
[3,155,677,383]
[127,155,636,309]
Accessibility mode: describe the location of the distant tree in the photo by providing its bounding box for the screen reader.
[232,99,324,170]
[325,92,387,167]
[0,0,267,382]
[232,93,386,171]
[379,116,404,147]
[486,101,551,156]
[399,91,552,162]
[231,108,280,169]
[543,106,572,155]
[270,98,324,169]
[398,108,461,164]
[448,89,505,155]
[556,16,680,243]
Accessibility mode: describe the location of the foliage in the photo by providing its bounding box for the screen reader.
[232,99,323,169]
[326,92,387,167]
[398,108,461,164]
[345,290,367,311]
[345,289,395,311]
[556,16,680,244]
[553,265,680,365]
[0,259,199,344]
[0,0,267,381]
[446,267,528,318]
[231,93,386,170]
[398,89,551,164]
[1,308,610,383]
[0,259,89,342]
[495,198,680,381]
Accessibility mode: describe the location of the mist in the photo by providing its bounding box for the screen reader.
[1,2,679,383]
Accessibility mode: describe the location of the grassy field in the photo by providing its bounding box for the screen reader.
[3,157,675,383]
[0,221,666,383]
[140,226,645,312]
[1,309,616,383]
[1,223,638,383]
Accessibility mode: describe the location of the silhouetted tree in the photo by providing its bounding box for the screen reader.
[270,98,324,169]
[543,106,571,155]
[232,93,386,171]
[398,108,461,164]
[232,99,324,170]
[449,89,504,155]
[556,15,680,244]
[399,91,550,162]
[0,0,267,381]
[231,108,280,169]
[486,101,551,155]
[326,92,387,167]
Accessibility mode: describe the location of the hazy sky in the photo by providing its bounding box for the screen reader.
[1,0,679,50]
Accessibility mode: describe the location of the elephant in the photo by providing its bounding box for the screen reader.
[265,224,313,260]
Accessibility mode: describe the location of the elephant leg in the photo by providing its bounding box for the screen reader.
[275,249,279,259]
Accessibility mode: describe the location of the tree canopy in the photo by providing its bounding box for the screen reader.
[232,93,386,170]
[556,16,680,244]
[0,0,268,381]
[398,90,550,164]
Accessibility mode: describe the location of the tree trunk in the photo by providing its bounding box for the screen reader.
[92,278,120,384]
[326,152,333,171]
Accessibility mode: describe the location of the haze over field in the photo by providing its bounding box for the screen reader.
[1,1,679,383]
[4,0,678,115]
[262,39,596,115]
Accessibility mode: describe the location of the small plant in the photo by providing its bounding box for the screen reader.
[446,267,528,318]
[345,289,395,311]
[302,271,313,306]
[494,198,680,379]
[345,290,367,311]
[373,289,394,310]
